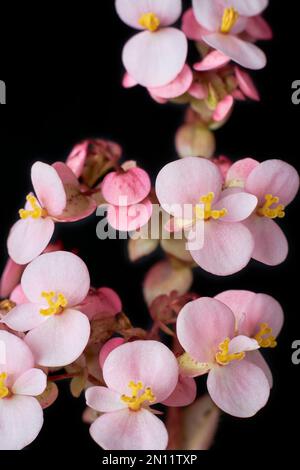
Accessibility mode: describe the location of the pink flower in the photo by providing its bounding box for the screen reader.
[215,289,284,388]
[176,296,274,417]
[186,1,268,69]
[155,157,257,275]
[2,251,91,367]
[85,340,178,450]
[102,163,153,231]
[226,158,300,265]
[7,162,96,265]
[115,0,188,87]
[0,330,47,449]
[0,258,25,299]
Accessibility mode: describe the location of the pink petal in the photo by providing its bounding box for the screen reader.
[213,192,257,222]
[194,50,230,71]
[182,8,209,41]
[0,330,34,384]
[213,95,234,122]
[0,395,43,450]
[214,289,256,328]
[2,303,48,332]
[90,407,168,450]
[99,338,125,369]
[203,33,266,70]
[52,161,79,187]
[247,350,273,388]
[54,186,97,222]
[122,72,138,88]
[228,335,259,354]
[188,82,208,99]
[189,220,254,276]
[0,258,25,298]
[245,159,300,206]
[155,157,223,217]
[162,376,197,407]
[12,368,47,396]
[245,15,273,40]
[103,340,178,402]
[21,251,90,307]
[102,167,151,206]
[230,0,268,17]
[148,64,193,99]
[225,157,259,187]
[65,140,90,177]
[10,284,28,305]
[244,215,288,265]
[235,67,260,101]
[86,386,126,412]
[31,162,66,216]
[79,287,122,321]
[24,308,90,367]
[107,198,153,232]
[177,297,235,364]
[7,217,55,265]
[207,360,270,417]
[192,0,223,32]
[239,293,284,339]
[122,28,188,87]
[115,0,182,29]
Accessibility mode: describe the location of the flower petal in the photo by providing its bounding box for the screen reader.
[245,15,273,40]
[7,217,55,265]
[12,368,47,396]
[86,386,126,412]
[182,8,210,41]
[228,335,259,354]
[0,258,25,298]
[99,338,125,369]
[24,308,90,367]
[54,186,97,222]
[148,64,193,99]
[230,0,268,16]
[203,33,266,70]
[189,220,254,276]
[214,289,256,328]
[115,0,182,29]
[90,407,168,450]
[177,297,235,364]
[21,251,90,307]
[192,0,223,31]
[107,198,153,232]
[214,192,257,222]
[103,340,178,402]
[225,157,259,188]
[247,350,273,388]
[102,167,151,206]
[235,67,260,101]
[245,159,300,206]
[162,376,197,407]
[0,331,34,383]
[244,216,288,266]
[239,293,284,338]
[31,162,66,216]
[213,95,234,122]
[156,157,222,217]
[194,50,230,71]
[122,28,188,87]
[0,395,43,450]
[2,303,48,332]
[207,360,270,417]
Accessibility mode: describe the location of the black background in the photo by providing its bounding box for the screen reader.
[1,0,300,456]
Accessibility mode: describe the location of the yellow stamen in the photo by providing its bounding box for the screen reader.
[195,192,227,221]
[0,373,9,399]
[215,338,245,366]
[121,381,156,411]
[19,194,47,220]
[39,291,68,316]
[254,323,277,348]
[0,299,16,313]
[257,194,285,219]
[220,7,239,34]
[139,12,160,32]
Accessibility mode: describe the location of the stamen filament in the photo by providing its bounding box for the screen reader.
[121,380,156,411]
[139,12,160,32]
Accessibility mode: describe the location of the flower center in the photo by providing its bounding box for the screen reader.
[138,12,160,32]
[215,338,245,366]
[39,291,68,316]
[254,323,277,348]
[0,373,9,399]
[19,194,48,220]
[220,7,239,34]
[257,194,285,219]
[121,380,156,411]
[195,192,227,221]
[0,299,16,313]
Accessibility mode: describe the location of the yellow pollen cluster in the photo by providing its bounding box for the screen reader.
[220,7,239,34]
[19,194,47,220]
[121,381,156,411]
[254,323,277,348]
[39,291,68,316]
[195,192,227,221]
[257,194,285,219]
[138,12,160,32]
[215,338,245,366]
[0,373,9,399]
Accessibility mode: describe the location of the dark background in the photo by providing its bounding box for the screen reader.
[1,0,300,455]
